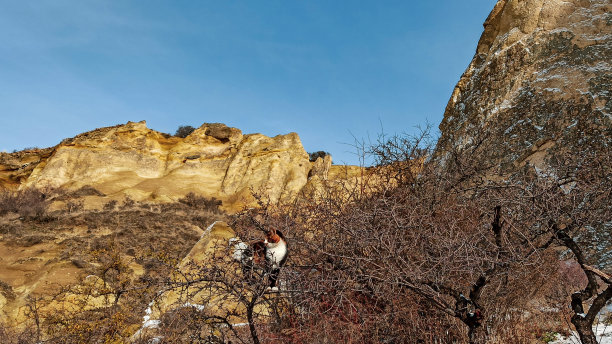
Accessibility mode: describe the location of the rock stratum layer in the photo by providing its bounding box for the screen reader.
[437,0,611,171]
[0,121,359,210]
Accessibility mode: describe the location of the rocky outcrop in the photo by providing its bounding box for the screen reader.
[436,0,611,171]
[309,155,332,180]
[0,148,54,190]
[1,121,316,210]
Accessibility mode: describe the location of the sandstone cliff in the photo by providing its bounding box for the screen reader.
[0,121,364,326]
[436,0,611,171]
[1,121,342,211]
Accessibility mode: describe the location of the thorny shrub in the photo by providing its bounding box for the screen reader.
[179,192,224,214]
[228,127,609,344]
[1,128,609,343]
[0,188,51,220]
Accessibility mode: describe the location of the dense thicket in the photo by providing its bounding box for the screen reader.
[0,128,609,343]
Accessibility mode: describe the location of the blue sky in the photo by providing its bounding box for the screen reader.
[0,1,495,165]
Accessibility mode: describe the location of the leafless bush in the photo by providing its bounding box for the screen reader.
[0,188,50,220]
[179,192,224,213]
[151,306,231,343]
[0,323,38,344]
[0,281,16,301]
[228,127,610,343]
[496,145,612,344]
[121,196,136,209]
[52,185,105,201]
[128,236,293,344]
[103,199,118,211]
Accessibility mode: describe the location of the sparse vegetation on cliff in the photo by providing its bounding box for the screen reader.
[178,192,223,214]
[0,133,609,343]
[307,150,330,162]
[174,125,196,138]
[0,189,228,343]
[0,188,50,220]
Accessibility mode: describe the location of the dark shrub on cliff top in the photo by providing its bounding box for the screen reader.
[175,125,196,138]
[308,151,330,162]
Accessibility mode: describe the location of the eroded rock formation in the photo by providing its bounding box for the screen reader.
[436,0,611,171]
[1,121,321,210]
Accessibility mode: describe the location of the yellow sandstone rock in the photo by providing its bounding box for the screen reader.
[438,0,611,172]
[2,121,316,210]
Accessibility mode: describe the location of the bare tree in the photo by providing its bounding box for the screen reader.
[497,144,612,344]
[254,127,609,343]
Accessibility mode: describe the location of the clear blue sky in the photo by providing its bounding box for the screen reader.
[0,1,495,165]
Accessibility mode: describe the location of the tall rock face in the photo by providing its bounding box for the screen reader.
[1,121,314,209]
[436,0,611,171]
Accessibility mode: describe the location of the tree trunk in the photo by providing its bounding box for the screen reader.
[247,296,260,344]
[573,316,597,344]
